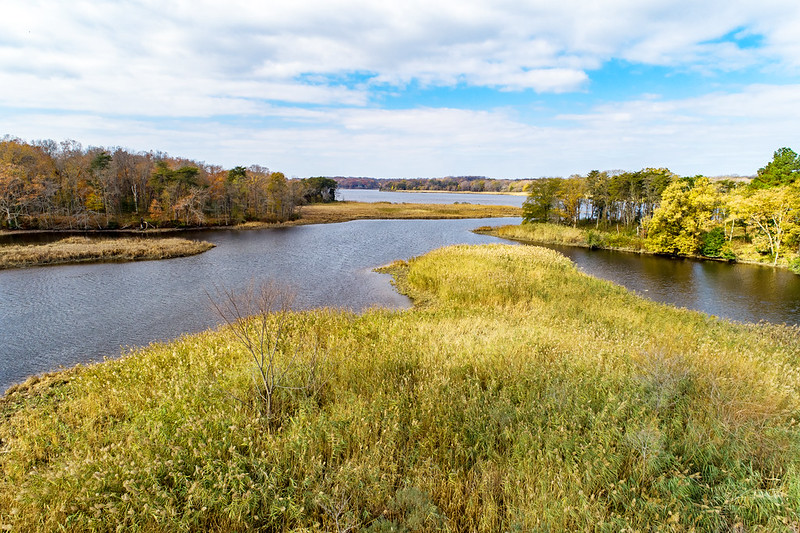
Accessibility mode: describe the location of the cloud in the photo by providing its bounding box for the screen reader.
[1,1,799,179]
[5,83,795,179]
[3,0,799,117]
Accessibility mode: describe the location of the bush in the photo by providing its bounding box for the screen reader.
[700,227,726,257]
[789,257,800,275]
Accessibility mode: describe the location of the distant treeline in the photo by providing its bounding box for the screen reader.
[523,148,800,267]
[0,137,337,230]
[334,176,532,193]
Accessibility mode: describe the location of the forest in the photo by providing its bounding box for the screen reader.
[520,148,800,267]
[0,137,337,230]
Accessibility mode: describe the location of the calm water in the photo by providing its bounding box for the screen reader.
[0,218,518,391]
[549,245,800,325]
[2,217,799,392]
[337,189,526,206]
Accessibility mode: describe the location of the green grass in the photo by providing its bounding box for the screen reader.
[2,244,800,531]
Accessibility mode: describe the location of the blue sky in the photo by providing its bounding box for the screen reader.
[1,0,799,178]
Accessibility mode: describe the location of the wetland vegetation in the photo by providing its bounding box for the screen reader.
[0,236,215,269]
[2,244,799,531]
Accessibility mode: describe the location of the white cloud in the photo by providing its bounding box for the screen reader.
[1,0,799,179]
[5,84,795,178]
[3,0,799,118]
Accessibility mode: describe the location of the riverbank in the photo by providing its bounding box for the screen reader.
[259,201,521,227]
[476,222,800,272]
[374,189,528,196]
[2,244,798,531]
[474,222,647,252]
[0,236,215,269]
[0,202,521,238]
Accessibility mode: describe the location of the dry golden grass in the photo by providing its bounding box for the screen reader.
[0,236,215,269]
[2,244,799,531]
[237,201,521,229]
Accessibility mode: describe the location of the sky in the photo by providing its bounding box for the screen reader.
[1,0,799,179]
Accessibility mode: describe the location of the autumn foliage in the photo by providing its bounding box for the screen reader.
[0,137,336,230]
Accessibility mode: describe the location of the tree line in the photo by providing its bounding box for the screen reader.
[334,176,533,193]
[0,137,337,230]
[522,148,800,266]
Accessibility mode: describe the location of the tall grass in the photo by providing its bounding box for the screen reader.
[297,202,521,224]
[1,244,799,531]
[475,222,647,252]
[0,236,214,269]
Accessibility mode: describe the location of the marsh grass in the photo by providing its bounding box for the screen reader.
[479,222,800,271]
[1,244,799,531]
[234,202,521,229]
[475,222,648,252]
[0,236,215,269]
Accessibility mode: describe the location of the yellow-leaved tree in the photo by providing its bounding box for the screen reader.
[728,184,799,266]
[646,176,720,256]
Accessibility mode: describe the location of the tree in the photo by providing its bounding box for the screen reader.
[0,162,26,228]
[586,170,610,227]
[228,165,247,183]
[729,185,799,265]
[557,175,587,227]
[646,177,720,256]
[522,178,561,223]
[265,172,296,221]
[750,147,800,189]
[301,177,338,203]
[641,168,676,218]
[209,281,327,425]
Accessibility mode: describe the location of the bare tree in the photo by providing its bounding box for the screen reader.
[208,281,327,424]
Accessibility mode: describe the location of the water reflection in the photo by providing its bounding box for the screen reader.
[549,245,800,324]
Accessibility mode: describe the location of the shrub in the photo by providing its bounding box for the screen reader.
[700,227,726,257]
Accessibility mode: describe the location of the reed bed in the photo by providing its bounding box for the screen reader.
[0,236,215,269]
[235,201,520,229]
[475,222,647,252]
[1,244,798,531]
[295,201,521,225]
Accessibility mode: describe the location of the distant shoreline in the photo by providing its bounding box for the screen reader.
[346,189,528,196]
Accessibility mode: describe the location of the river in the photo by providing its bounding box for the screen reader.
[2,201,799,392]
[0,218,518,391]
[337,188,526,206]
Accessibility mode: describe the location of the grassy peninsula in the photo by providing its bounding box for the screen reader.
[239,201,521,228]
[2,244,799,531]
[475,222,648,253]
[476,222,800,271]
[0,236,215,269]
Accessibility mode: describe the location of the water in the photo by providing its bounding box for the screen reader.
[2,217,799,392]
[0,218,519,391]
[547,245,800,326]
[337,189,526,207]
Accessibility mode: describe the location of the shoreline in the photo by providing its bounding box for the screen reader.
[367,189,528,196]
[476,223,797,273]
[0,236,215,270]
[0,201,522,239]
